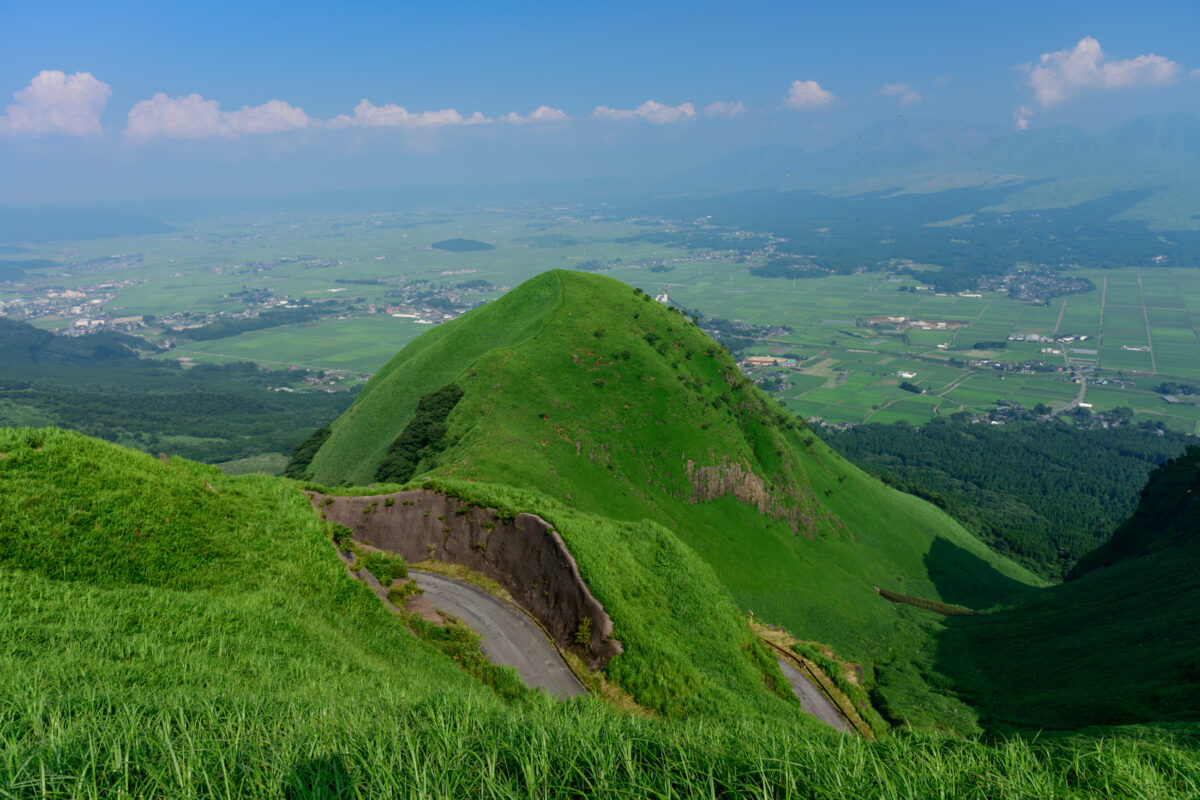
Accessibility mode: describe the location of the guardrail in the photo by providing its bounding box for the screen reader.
[761,638,872,738]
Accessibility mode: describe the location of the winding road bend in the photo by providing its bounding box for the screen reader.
[776,658,850,732]
[411,570,586,699]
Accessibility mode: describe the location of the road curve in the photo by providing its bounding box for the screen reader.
[411,570,586,699]
[776,657,850,732]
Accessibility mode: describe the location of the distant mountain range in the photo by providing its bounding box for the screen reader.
[675,113,1200,230]
[3,113,1198,244]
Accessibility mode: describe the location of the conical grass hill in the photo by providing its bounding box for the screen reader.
[303,269,1042,725]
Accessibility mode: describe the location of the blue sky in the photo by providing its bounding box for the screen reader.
[2,0,1199,203]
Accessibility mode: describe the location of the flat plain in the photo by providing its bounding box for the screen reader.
[4,209,1200,432]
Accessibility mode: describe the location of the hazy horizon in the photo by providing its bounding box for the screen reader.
[3,1,1200,205]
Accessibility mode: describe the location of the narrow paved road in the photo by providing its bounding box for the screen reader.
[411,571,586,699]
[776,657,850,732]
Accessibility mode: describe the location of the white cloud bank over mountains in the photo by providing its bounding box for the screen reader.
[326,100,491,130]
[1025,36,1181,108]
[1013,36,1184,129]
[0,71,743,139]
[127,94,310,140]
[592,100,697,124]
[0,70,111,136]
[11,38,1188,143]
[500,105,571,125]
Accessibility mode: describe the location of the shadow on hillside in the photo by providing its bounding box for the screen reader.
[924,537,1037,609]
[284,756,354,800]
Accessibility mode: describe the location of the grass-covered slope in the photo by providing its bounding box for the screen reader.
[410,478,806,720]
[939,447,1200,730]
[0,425,804,725]
[0,427,491,707]
[3,434,1199,794]
[307,271,560,484]
[310,271,1041,683]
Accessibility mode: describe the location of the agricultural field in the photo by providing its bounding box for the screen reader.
[4,209,1200,431]
[661,265,1200,434]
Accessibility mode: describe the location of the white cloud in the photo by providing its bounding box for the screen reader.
[703,100,746,118]
[500,105,570,124]
[0,70,111,136]
[224,99,310,135]
[126,93,309,140]
[592,100,696,124]
[1013,106,1033,130]
[881,83,922,106]
[1024,36,1181,107]
[783,80,834,110]
[326,100,490,130]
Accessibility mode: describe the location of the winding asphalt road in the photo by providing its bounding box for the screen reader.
[776,657,850,732]
[411,570,586,699]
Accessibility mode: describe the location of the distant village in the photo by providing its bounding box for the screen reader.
[0,279,147,334]
[0,266,493,344]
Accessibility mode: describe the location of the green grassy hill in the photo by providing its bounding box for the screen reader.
[0,424,811,726]
[2,422,1199,793]
[0,426,486,707]
[938,447,1200,731]
[307,269,1043,727]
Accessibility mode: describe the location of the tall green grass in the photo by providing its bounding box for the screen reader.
[4,427,1200,797]
[2,695,1197,799]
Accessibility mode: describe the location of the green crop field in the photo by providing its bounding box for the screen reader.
[167,315,432,374]
[6,210,1200,431]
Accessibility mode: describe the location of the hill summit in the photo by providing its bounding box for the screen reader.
[301,269,1039,723]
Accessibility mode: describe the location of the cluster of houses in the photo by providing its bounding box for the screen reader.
[0,279,146,336]
[740,356,799,369]
[866,315,968,331]
[1008,332,1089,344]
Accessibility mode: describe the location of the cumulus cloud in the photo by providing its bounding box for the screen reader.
[703,100,746,118]
[1024,36,1181,107]
[126,93,309,140]
[783,80,834,110]
[326,100,490,130]
[592,100,696,124]
[881,83,922,106]
[0,70,111,136]
[1013,106,1033,131]
[499,105,569,124]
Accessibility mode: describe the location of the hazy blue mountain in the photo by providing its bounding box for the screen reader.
[1102,113,1200,155]
[672,113,1200,229]
[807,118,999,179]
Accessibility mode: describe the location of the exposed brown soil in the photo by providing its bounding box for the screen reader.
[685,455,841,538]
[310,489,623,670]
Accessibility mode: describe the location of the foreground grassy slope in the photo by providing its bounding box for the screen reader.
[0,426,804,723]
[310,271,1041,707]
[4,430,1199,797]
[939,447,1200,731]
[0,427,486,706]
